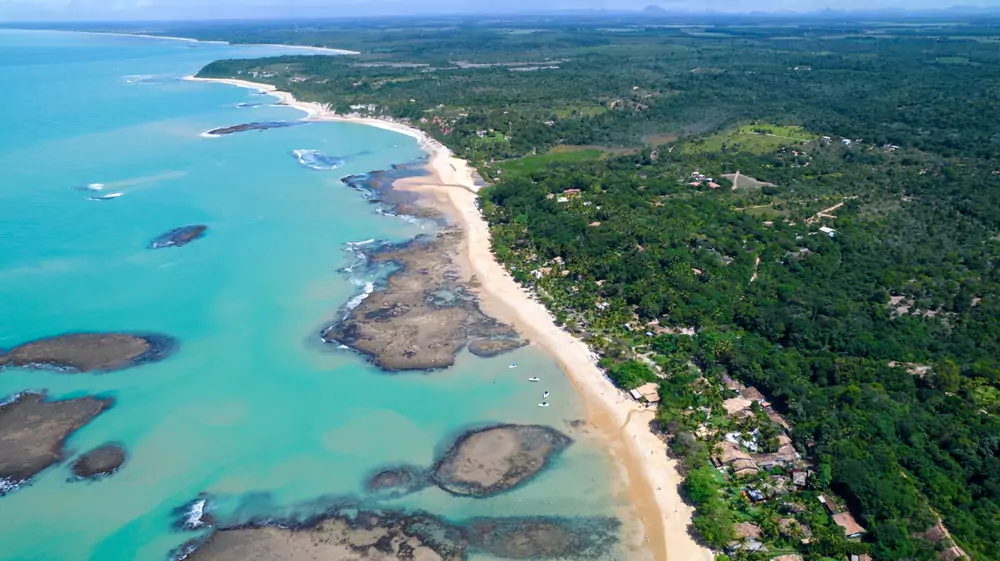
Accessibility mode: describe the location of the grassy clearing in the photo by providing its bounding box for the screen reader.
[742,205,788,219]
[686,122,818,155]
[935,56,973,64]
[553,105,606,118]
[494,149,602,177]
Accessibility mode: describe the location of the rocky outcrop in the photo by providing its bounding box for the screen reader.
[1,332,178,373]
[205,121,304,136]
[364,465,429,498]
[149,225,208,249]
[0,392,113,494]
[431,424,572,497]
[181,510,467,561]
[175,502,618,561]
[71,443,126,479]
[322,232,523,371]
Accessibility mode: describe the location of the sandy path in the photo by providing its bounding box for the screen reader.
[188,75,713,561]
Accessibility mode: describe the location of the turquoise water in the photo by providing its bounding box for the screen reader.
[0,30,627,560]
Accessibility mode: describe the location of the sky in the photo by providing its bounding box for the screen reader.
[1,0,999,21]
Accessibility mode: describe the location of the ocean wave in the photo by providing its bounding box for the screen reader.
[183,499,207,529]
[343,282,375,316]
[0,477,21,496]
[88,192,124,201]
[292,149,344,171]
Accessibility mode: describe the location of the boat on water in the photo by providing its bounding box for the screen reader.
[538,402,550,407]
[89,192,123,201]
[543,391,550,398]
[508,363,518,369]
[528,377,540,382]
[86,183,104,191]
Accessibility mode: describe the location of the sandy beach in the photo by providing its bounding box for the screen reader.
[189,75,713,561]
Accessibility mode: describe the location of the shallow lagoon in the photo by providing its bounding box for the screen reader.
[0,30,628,560]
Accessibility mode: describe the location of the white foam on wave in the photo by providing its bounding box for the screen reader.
[184,499,207,529]
[292,149,344,171]
[0,477,21,496]
[343,281,375,315]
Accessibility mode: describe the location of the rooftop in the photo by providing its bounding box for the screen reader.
[833,512,867,537]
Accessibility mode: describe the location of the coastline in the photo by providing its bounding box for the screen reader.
[189,74,713,561]
[23,30,360,55]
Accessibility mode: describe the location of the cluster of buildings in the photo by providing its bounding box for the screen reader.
[687,170,720,189]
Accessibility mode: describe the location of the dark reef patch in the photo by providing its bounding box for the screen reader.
[363,464,429,498]
[467,337,527,358]
[465,515,621,559]
[70,443,126,480]
[206,121,305,136]
[0,392,113,495]
[321,232,523,371]
[340,163,443,222]
[2,332,178,373]
[149,225,208,249]
[431,424,572,497]
[172,496,619,561]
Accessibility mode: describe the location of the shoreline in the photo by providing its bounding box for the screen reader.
[12,29,359,55]
[189,74,713,561]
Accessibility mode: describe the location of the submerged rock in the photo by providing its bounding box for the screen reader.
[0,392,113,494]
[322,231,523,371]
[71,443,126,479]
[466,338,526,358]
[183,510,467,561]
[175,500,619,561]
[2,332,177,373]
[364,465,429,498]
[466,516,621,559]
[206,121,304,136]
[431,424,572,497]
[149,225,208,249]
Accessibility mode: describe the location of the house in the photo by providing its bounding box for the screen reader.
[817,495,837,514]
[741,387,767,402]
[833,512,867,539]
[841,138,852,146]
[734,522,763,540]
[771,555,804,561]
[791,470,808,487]
[849,555,873,561]
[589,221,602,227]
[818,226,837,237]
[562,188,582,197]
[636,382,660,403]
[745,487,766,502]
[708,182,721,189]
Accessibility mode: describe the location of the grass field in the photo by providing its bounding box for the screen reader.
[686,123,819,155]
[493,148,603,177]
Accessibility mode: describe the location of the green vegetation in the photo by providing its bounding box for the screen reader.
[166,15,1000,560]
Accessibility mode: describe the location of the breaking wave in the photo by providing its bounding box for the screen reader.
[292,150,345,171]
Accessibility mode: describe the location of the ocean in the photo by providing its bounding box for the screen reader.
[0,30,629,560]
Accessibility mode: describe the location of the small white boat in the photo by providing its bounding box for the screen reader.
[543,391,550,398]
[86,183,105,191]
[528,377,540,382]
[508,363,518,369]
[89,192,123,201]
[538,402,550,407]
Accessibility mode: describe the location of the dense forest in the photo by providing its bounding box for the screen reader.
[175,16,1000,560]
